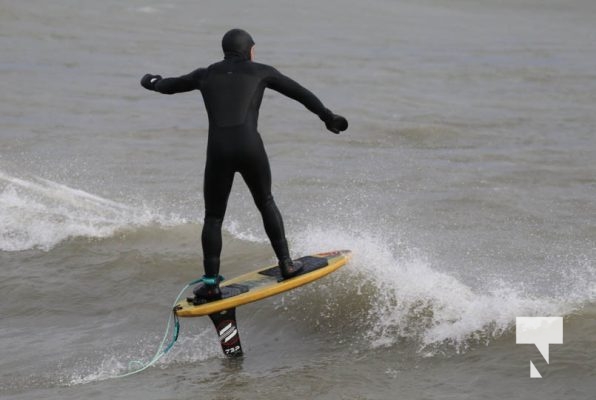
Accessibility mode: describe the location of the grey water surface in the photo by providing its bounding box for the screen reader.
[1,1,595,399]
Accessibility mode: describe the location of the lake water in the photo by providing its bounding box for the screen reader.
[1,0,595,399]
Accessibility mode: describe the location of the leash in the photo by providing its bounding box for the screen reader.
[112,276,208,379]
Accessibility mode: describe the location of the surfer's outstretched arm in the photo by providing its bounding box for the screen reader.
[266,69,327,116]
[266,68,348,134]
[140,68,205,94]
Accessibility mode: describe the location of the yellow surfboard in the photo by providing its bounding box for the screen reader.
[174,250,351,357]
[175,250,351,317]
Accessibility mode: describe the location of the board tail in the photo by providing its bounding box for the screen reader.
[208,307,243,357]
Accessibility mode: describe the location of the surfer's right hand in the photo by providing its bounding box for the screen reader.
[140,74,162,90]
[324,113,348,134]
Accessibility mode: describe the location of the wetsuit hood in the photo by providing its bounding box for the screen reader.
[222,29,255,61]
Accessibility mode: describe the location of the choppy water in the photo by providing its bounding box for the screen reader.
[1,0,595,399]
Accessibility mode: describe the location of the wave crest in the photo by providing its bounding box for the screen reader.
[290,225,593,353]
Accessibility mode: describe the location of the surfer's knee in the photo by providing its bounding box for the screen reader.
[254,194,276,213]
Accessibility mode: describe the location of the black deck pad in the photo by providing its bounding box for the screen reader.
[258,256,329,280]
[221,283,250,299]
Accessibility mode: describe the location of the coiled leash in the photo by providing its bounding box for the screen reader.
[112,276,214,379]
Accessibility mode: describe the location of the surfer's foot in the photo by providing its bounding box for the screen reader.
[192,275,223,302]
[279,259,303,280]
[192,283,222,302]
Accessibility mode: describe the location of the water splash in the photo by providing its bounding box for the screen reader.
[289,224,594,353]
[67,329,218,386]
[0,170,186,251]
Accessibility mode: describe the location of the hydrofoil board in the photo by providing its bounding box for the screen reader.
[174,250,351,356]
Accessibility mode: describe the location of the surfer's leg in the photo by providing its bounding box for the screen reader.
[240,157,286,256]
[202,160,235,278]
[240,154,302,278]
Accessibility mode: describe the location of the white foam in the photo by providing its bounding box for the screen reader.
[224,220,267,243]
[0,171,186,251]
[67,329,218,386]
[289,224,593,352]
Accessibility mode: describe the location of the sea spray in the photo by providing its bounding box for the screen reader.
[289,224,592,354]
[0,171,186,251]
[67,322,217,385]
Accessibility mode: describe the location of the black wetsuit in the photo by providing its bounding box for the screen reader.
[147,54,334,278]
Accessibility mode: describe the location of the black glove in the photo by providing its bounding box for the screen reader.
[320,108,348,134]
[140,74,162,91]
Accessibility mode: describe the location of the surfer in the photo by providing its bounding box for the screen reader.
[140,29,348,300]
